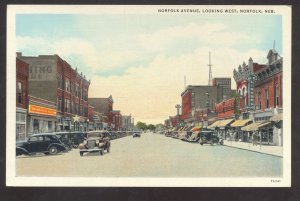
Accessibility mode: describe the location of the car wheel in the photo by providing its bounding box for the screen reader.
[80,151,83,157]
[48,146,58,155]
[100,150,104,156]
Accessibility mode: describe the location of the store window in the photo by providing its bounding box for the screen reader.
[48,121,53,131]
[33,119,39,134]
[17,82,22,104]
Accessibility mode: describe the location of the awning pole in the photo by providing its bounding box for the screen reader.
[260,131,262,150]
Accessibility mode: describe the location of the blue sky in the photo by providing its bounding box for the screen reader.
[16,13,283,124]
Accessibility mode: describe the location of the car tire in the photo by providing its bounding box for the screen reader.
[100,150,103,156]
[80,151,83,157]
[48,146,58,155]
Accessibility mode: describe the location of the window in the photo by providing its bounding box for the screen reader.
[65,79,70,92]
[33,119,39,133]
[48,121,53,130]
[275,86,280,106]
[17,81,22,104]
[57,97,62,112]
[258,92,261,109]
[65,99,70,113]
[265,88,269,108]
[76,84,79,97]
[57,74,63,89]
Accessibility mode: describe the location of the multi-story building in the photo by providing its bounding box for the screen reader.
[112,110,122,131]
[88,96,114,130]
[16,58,29,141]
[212,78,236,100]
[181,85,227,124]
[17,53,90,134]
[251,49,283,146]
[121,115,132,131]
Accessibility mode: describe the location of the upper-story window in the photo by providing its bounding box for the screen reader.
[75,84,79,97]
[265,88,269,109]
[57,97,62,112]
[65,79,70,92]
[17,81,22,104]
[57,74,63,89]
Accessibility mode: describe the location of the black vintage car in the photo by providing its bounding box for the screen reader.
[69,131,87,148]
[55,131,87,148]
[133,132,141,138]
[16,133,67,156]
[199,130,223,145]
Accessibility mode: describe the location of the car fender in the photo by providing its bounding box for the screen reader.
[47,143,66,151]
[16,146,29,155]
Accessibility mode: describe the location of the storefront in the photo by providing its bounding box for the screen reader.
[27,104,57,135]
[230,119,253,141]
[16,107,27,142]
[217,119,234,140]
[241,121,273,144]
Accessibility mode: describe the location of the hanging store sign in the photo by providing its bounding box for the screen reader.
[29,104,57,116]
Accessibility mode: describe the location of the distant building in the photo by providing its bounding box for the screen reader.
[88,96,114,130]
[121,115,132,131]
[212,78,236,100]
[181,85,223,124]
[112,110,122,131]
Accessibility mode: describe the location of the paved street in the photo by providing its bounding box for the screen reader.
[16,133,282,177]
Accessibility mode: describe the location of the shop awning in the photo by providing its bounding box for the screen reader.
[218,119,234,128]
[241,121,271,131]
[230,119,243,127]
[270,113,283,122]
[191,126,202,132]
[256,121,272,129]
[231,119,252,127]
[207,120,223,129]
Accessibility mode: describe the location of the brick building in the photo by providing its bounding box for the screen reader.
[16,58,29,141]
[112,110,122,131]
[88,96,114,130]
[17,53,90,134]
[180,84,234,125]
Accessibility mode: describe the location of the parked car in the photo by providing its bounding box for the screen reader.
[69,131,87,148]
[16,133,67,156]
[78,131,111,156]
[178,131,192,141]
[133,132,141,138]
[199,130,224,145]
[187,131,201,143]
[55,132,73,150]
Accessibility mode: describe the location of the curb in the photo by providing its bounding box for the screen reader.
[222,144,283,158]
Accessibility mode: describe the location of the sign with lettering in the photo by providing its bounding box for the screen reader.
[29,64,56,81]
[29,104,57,116]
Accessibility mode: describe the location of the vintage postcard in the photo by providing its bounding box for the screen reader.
[6,5,291,187]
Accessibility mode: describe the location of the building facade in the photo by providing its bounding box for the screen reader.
[112,110,122,131]
[17,53,90,134]
[121,115,132,131]
[88,96,114,130]
[16,58,29,141]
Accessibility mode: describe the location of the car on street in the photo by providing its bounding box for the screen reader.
[187,131,201,143]
[55,132,73,150]
[16,133,67,156]
[78,130,111,156]
[133,132,141,138]
[199,130,224,145]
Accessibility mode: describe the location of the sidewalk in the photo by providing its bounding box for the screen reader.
[223,140,283,157]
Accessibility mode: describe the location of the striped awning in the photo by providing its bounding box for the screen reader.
[191,126,202,132]
[241,121,272,131]
[218,119,234,128]
[207,120,223,129]
[231,119,252,127]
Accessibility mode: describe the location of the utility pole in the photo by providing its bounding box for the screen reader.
[208,52,213,86]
